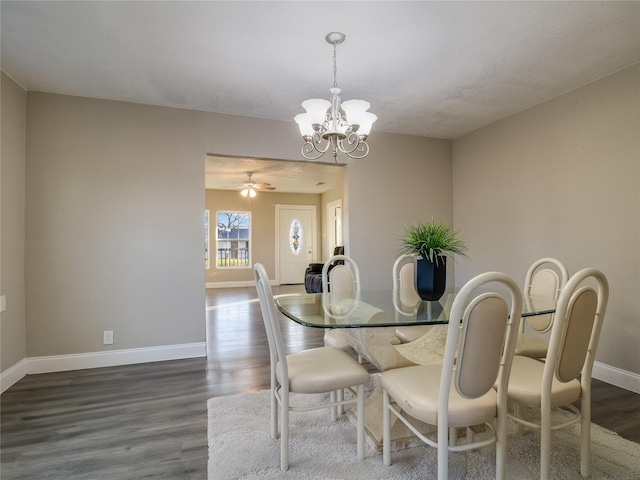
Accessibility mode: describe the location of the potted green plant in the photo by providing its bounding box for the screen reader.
[399,219,468,301]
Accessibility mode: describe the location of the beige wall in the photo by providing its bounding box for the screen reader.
[1,73,27,371]
[453,64,640,376]
[25,94,207,356]
[347,132,454,290]
[205,189,322,284]
[15,91,433,361]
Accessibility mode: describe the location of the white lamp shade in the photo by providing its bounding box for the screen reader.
[294,113,315,137]
[241,188,257,198]
[301,99,331,125]
[341,99,371,127]
[356,112,377,136]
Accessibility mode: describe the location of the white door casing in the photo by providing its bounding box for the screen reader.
[327,199,343,259]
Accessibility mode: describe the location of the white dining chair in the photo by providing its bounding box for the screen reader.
[392,253,432,343]
[506,268,609,480]
[381,271,523,480]
[321,254,361,357]
[516,257,569,359]
[253,263,370,471]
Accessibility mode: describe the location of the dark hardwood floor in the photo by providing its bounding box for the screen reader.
[1,285,638,479]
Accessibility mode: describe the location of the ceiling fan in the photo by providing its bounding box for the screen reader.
[238,171,275,197]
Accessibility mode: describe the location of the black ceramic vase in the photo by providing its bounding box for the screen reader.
[414,255,447,301]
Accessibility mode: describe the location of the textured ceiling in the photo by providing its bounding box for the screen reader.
[205,155,344,194]
[2,1,639,192]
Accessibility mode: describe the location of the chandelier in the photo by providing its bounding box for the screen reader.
[294,32,377,162]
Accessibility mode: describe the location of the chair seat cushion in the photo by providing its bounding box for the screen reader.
[507,355,581,407]
[324,329,353,352]
[395,325,433,344]
[278,347,369,394]
[380,364,497,428]
[514,331,549,358]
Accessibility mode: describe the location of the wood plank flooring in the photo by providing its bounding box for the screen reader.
[1,285,638,479]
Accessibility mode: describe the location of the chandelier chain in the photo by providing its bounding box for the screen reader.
[333,43,338,89]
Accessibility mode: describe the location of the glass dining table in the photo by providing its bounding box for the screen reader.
[276,287,555,330]
[276,287,555,371]
[275,287,556,451]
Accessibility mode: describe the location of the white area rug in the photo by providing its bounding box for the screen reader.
[208,389,640,479]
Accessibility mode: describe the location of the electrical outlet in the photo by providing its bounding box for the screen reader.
[0,295,6,313]
[103,330,114,345]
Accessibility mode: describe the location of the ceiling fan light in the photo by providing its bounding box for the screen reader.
[241,187,257,198]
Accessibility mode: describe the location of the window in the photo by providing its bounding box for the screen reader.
[216,211,251,268]
[204,210,210,269]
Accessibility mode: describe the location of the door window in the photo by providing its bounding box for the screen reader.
[289,219,303,255]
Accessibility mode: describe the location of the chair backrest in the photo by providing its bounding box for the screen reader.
[321,255,361,319]
[254,263,289,387]
[324,246,345,269]
[524,258,569,333]
[544,268,608,388]
[322,254,360,294]
[441,272,522,406]
[392,254,421,310]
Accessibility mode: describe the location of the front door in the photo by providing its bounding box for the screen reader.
[276,205,316,284]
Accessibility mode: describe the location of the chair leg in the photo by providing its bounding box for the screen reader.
[438,417,449,480]
[337,388,345,415]
[271,386,279,440]
[580,394,591,477]
[516,403,525,434]
[580,413,591,477]
[466,426,474,444]
[496,414,506,480]
[383,390,391,466]
[449,427,456,447]
[540,405,552,480]
[280,394,290,471]
[357,384,365,460]
[330,391,338,421]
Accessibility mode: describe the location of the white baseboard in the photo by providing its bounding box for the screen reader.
[1,342,206,394]
[0,359,27,394]
[592,361,640,394]
[3,348,638,396]
[206,280,277,289]
[206,281,256,289]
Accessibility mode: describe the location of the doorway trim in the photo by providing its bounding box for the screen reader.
[326,199,343,258]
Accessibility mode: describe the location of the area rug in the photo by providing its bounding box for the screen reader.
[208,389,640,479]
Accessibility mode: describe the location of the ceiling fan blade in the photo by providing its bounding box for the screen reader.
[259,186,276,190]
[254,183,272,188]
